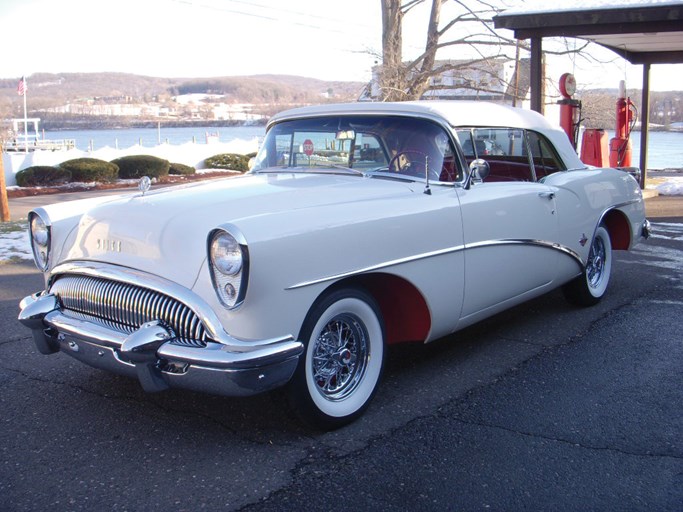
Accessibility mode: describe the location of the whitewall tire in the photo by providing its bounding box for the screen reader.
[563,225,612,306]
[287,287,385,430]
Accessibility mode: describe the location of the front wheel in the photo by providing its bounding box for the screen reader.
[286,287,385,430]
[563,224,612,306]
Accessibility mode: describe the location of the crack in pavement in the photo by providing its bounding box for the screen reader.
[0,335,29,347]
[445,415,683,461]
[0,362,306,447]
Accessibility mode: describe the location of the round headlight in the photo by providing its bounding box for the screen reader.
[31,215,49,247]
[29,212,51,271]
[211,232,243,275]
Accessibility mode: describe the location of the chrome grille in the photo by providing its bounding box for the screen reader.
[49,274,207,347]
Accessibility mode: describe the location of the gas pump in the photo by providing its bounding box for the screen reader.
[557,73,581,149]
[609,80,637,168]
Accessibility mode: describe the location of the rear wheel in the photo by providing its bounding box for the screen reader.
[286,287,385,430]
[563,224,612,306]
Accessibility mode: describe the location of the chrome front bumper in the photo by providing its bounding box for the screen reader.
[19,292,304,397]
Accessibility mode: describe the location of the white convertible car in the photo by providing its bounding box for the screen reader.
[19,101,649,429]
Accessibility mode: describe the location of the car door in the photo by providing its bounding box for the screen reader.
[455,128,560,320]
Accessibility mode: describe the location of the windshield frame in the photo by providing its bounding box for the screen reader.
[249,114,466,185]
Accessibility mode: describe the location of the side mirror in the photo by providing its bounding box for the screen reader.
[469,158,490,182]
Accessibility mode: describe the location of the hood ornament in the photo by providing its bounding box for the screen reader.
[579,233,588,247]
[138,176,152,195]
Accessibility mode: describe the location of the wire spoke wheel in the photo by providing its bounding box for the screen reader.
[586,234,607,289]
[287,287,385,430]
[312,314,368,400]
[563,224,612,307]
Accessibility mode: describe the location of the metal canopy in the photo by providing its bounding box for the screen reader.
[494,2,683,65]
[493,1,683,188]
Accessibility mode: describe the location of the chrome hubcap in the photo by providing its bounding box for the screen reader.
[311,313,368,401]
[587,236,606,288]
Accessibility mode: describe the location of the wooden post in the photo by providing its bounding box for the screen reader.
[530,37,543,114]
[0,145,11,222]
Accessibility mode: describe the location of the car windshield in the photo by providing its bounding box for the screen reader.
[250,115,462,182]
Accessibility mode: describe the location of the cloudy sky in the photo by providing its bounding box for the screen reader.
[2,0,682,91]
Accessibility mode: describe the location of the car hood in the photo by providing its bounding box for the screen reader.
[63,173,416,288]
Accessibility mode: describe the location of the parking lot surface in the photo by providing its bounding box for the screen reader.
[0,198,680,511]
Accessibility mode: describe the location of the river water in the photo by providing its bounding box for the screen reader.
[44,126,265,151]
[44,125,683,170]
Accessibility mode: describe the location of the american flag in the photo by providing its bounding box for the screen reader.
[17,77,26,96]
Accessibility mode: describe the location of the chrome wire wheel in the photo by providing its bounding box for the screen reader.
[563,224,612,307]
[311,313,368,401]
[586,234,607,290]
[287,287,385,429]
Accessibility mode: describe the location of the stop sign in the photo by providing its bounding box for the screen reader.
[302,139,314,156]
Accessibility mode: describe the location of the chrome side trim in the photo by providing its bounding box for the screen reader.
[286,245,466,290]
[286,238,584,290]
[598,199,639,225]
[467,239,584,267]
[594,199,643,248]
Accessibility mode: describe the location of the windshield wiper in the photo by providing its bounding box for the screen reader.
[252,165,364,176]
[327,164,364,175]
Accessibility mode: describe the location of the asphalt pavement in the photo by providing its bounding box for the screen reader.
[0,188,681,511]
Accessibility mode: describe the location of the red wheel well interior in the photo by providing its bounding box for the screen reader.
[331,274,431,345]
[602,209,631,250]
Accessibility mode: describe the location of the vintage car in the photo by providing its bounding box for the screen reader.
[19,101,650,429]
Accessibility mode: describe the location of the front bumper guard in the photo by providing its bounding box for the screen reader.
[641,219,652,239]
[19,293,304,397]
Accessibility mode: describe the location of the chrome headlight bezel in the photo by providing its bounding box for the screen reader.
[208,227,249,309]
[29,210,51,272]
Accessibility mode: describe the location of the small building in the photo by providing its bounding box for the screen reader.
[359,58,530,104]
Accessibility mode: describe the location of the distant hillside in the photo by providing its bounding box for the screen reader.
[579,88,683,130]
[0,72,366,125]
[1,73,681,131]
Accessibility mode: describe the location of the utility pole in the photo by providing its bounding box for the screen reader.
[0,146,11,222]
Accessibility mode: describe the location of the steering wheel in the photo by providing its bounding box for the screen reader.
[388,150,439,180]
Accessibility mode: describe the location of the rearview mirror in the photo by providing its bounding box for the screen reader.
[336,130,355,140]
[469,158,490,182]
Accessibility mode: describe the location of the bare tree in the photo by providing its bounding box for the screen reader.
[378,0,592,102]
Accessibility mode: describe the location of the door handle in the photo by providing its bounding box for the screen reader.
[539,191,555,200]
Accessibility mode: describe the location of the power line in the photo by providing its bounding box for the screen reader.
[166,0,373,33]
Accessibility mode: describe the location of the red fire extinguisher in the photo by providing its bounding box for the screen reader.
[609,81,637,168]
[558,73,581,149]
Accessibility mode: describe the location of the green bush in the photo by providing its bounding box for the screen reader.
[203,153,250,172]
[169,162,196,175]
[111,155,170,179]
[59,158,119,183]
[15,166,71,187]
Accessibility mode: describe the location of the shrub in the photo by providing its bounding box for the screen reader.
[111,155,170,179]
[59,158,119,183]
[203,153,250,172]
[15,166,71,187]
[169,162,196,175]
